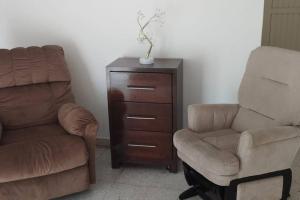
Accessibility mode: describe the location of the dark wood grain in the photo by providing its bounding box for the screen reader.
[122,130,172,162]
[106,57,183,172]
[107,57,182,72]
[111,102,172,132]
[110,72,172,103]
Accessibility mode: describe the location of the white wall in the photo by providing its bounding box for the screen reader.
[0,0,264,138]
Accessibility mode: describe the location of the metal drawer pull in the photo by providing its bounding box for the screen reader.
[126,116,156,120]
[128,144,157,148]
[127,86,155,91]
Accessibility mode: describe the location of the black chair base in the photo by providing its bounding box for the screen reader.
[180,162,292,200]
[180,163,224,200]
[179,185,213,200]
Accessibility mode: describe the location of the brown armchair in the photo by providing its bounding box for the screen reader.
[0,45,98,200]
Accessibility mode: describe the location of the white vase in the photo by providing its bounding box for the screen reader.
[139,57,154,65]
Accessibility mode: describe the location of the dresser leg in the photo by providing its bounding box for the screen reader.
[168,162,178,173]
[111,160,121,169]
[111,153,121,169]
[112,163,120,169]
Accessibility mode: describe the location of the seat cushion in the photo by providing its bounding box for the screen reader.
[0,124,67,145]
[174,129,240,185]
[0,166,90,200]
[200,129,240,154]
[0,125,88,183]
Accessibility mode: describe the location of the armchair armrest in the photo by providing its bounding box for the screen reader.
[237,126,300,177]
[58,103,97,136]
[58,103,98,183]
[188,104,239,133]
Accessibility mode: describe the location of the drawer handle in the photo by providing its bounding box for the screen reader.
[126,116,156,120]
[128,144,157,148]
[127,86,155,91]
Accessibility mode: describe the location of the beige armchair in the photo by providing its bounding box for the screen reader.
[174,47,300,200]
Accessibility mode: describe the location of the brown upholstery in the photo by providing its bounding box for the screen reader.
[174,47,300,199]
[0,166,90,200]
[0,82,74,130]
[0,46,98,200]
[0,124,67,145]
[58,103,97,137]
[0,134,88,183]
[0,46,70,88]
[0,46,73,130]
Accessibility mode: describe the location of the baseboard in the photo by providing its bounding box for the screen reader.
[96,138,110,147]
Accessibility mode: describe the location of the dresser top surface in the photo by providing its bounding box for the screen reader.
[107,57,182,72]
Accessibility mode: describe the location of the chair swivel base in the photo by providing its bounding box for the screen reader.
[179,163,224,200]
[179,185,222,200]
[179,162,292,200]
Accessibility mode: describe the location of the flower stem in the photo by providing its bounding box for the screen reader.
[146,43,153,59]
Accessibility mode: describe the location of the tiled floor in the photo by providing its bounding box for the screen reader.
[58,147,300,200]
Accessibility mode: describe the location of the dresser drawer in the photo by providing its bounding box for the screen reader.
[111,102,172,132]
[109,72,172,103]
[122,131,172,162]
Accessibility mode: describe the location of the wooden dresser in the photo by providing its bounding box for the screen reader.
[106,57,183,172]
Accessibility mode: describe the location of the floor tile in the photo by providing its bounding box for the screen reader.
[95,147,107,159]
[144,187,181,200]
[96,148,111,161]
[96,159,123,183]
[289,191,300,200]
[95,148,124,183]
[103,183,147,200]
[56,147,300,200]
[116,164,188,191]
[144,187,202,200]
[153,169,189,191]
[57,181,111,200]
[116,166,169,187]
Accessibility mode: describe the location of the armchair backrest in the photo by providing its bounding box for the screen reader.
[0,46,74,130]
[233,47,300,131]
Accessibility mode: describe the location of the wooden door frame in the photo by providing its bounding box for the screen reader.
[262,0,273,45]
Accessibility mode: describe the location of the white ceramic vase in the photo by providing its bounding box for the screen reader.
[139,57,154,65]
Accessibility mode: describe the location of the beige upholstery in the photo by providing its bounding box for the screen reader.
[238,47,300,125]
[174,47,300,198]
[174,129,240,177]
[188,104,239,133]
[236,176,283,200]
[232,107,279,132]
[237,126,300,178]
